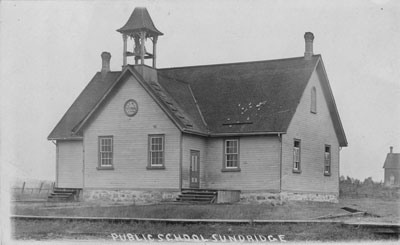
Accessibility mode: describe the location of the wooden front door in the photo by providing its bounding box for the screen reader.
[190,150,200,188]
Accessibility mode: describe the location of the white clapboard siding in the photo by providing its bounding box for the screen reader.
[205,136,281,191]
[83,75,181,190]
[57,141,83,188]
[282,70,340,194]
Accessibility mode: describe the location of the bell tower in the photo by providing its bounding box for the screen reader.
[117,7,163,68]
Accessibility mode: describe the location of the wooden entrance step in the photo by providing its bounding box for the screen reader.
[48,188,81,202]
[176,189,217,203]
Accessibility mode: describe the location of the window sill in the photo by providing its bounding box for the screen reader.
[310,111,317,114]
[324,173,331,176]
[146,166,166,170]
[97,166,114,170]
[221,168,241,172]
[292,169,302,174]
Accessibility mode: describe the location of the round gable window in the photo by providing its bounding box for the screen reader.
[124,99,138,117]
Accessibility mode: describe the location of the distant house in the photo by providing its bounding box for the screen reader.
[383,147,400,187]
[48,7,347,203]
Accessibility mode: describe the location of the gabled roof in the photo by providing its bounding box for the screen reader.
[117,7,163,36]
[48,72,120,140]
[48,55,348,147]
[158,55,347,146]
[383,153,400,169]
[159,56,319,135]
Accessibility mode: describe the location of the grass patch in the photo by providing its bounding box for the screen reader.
[13,201,338,220]
[11,197,399,241]
[12,197,399,223]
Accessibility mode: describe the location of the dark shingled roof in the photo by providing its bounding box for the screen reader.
[153,75,208,133]
[117,7,163,36]
[158,56,318,134]
[48,72,121,140]
[48,55,348,147]
[383,153,400,169]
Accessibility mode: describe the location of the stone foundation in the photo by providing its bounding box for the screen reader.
[81,189,337,205]
[240,192,283,205]
[281,192,338,203]
[240,191,338,205]
[82,189,180,205]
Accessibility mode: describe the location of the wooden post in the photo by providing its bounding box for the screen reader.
[134,36,140,65]
[140,31,145,65]
[39,182,43,193]
[152,36,158,68]
[21,182,25,193]
[122,34,127,66]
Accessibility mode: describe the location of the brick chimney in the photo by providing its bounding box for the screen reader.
[101,52,111,76]
[304,32,314,60]
[390,146,393,153]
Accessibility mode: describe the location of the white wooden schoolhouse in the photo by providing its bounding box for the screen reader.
[48,7,347,203]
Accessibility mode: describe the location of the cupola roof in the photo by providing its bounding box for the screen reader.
[117,7,163,36]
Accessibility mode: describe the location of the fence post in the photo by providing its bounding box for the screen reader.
[21,182,25,193]
[39,182,43,193]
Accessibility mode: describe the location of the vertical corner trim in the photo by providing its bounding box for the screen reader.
[179,132,183,190]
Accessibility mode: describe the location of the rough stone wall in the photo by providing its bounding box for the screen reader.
[82,189,337,205]
[240,192,283,205]
[239,192,338,205]
[281,192,338,203]
[82,189,180,205]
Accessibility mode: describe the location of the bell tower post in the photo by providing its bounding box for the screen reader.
[117,7,163,68]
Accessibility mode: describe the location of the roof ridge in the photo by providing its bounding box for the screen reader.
[158,55,321,71]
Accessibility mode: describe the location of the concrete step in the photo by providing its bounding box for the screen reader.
[181,191,217,195]
[53,189,77,193]
[49,194,73,198]
[178,195,215,200]
[182,188,218,193]
[179,191,216,196]
[176,198,213,202]
[178,195,214,200]
[53,188,80,192]
[48,188,81,202]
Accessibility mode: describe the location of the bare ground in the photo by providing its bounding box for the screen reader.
[12,197,400,223]
[10,197,400,241]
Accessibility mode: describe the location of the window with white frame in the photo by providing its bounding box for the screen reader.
[148,135,165,168]
[293,139,301,172]
[224,139,239,169]
[99,136,113,168]
[311,87,317,113]
[324,145,331,175]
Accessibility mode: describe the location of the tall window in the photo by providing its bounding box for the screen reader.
[324,145,331,176]
[293,139,301,173]
[311,87,317,113]
[224,139,240,170]
[98,136,113,168]
[148,134,165,169]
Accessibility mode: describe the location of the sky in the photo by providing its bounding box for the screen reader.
[1,0,399,183]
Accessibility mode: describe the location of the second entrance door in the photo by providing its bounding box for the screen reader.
[189,150,200,188]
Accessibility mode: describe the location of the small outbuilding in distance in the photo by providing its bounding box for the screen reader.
[383,146,400,187]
